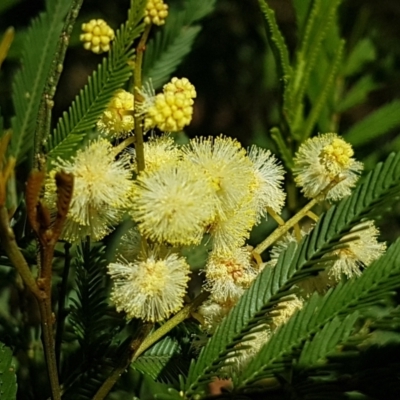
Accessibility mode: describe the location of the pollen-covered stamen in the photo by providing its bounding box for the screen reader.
[319,137,354,177]
[108,251,190,322]
[97,89,134,138]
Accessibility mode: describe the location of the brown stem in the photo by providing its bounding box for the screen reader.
[39,299,61,400]
[55,242,71,372]
[0,206,61,399]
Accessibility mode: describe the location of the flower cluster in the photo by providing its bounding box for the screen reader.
[108,250,190,321]
[144,0,168,26]
[44,139,134,242]
[128,134,285,325]
[293,133,363,201]
[142,77,197,132]
[97,90,134,138]
[80,19,115,54]
[130,135,285,251]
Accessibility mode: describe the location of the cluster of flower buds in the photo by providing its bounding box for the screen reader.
[143,77,197,132]
[80,19,115,54]
[144,0,169,26]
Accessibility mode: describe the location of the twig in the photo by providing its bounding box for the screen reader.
[92,291,209,400]
[0,207,42,299]
[133,24,152,172]
[254,198,318,255]
[254,179,342,255]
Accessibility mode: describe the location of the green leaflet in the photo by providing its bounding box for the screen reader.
[235,240,400,388]
[291,0,313,41]
[9,0,72,164]
[142,0,216,89]
[297,313,359,367]
[133,336,184,383]
[258,0,292,93]
[46,0,146,162]
[344,100,400,147]
[62,242,117,399]
[286,0,342,129]
[184,151,400,397]
[343,38,376,77]
[0,343,17,399]
[301,39,345,140]
[336,75,379,113]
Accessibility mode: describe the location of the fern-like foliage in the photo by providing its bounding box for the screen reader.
[183,151,400,397]
[46,0,146,162]
[9,0,72,164]
[258,0,292,92]
[285,0,343,129]
[143,0,216,89]
[133,336,184,383]
[235,237,400,389]
[237,239,400,395]
[133,321,201,385]
[62,242,122,399]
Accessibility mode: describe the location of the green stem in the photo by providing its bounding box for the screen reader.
[133,24,151,172]
[55,242,72,372]
[132,291,209,362]
[254,179,342,255]
[92,291,209,400]
[0,206,42,299]
[34,0,84,169]
[254,198,318,255]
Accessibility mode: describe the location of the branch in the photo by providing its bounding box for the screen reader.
[93,291,209,400]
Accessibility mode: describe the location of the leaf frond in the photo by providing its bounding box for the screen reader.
[236,239,400,388]
[10,0,72,164]
[143,0,216,89]
[46,0,146,162]
[184,151,400,396]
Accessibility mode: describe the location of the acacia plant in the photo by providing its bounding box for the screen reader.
[1,0,400,399]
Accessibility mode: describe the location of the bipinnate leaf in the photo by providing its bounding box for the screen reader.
[235,240,400,388]
[133,336,185,383]
[47,0,146,162]
[184,151,400,397]
[258,0,292,92]
[285,0,342,126]
[337,75,379,113]
[0,343,17,400]
[343,38,376,77]
[10,0,72,164]
[143,0,216,89]
[345,100,400,146]
[291,0,313,40]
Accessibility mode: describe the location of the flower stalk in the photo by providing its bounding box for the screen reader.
[133,24,152,172]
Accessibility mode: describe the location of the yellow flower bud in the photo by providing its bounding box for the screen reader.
[80,19,115,54]
[144,0,169,26]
